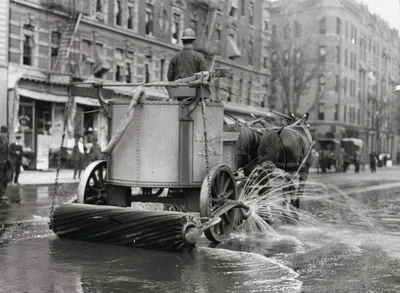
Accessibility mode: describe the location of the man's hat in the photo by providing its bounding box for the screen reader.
[0,125,8,133]
[181,28,196,41]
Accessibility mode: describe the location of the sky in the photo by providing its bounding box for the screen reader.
[358,0,400,31]
[270,0,400,31]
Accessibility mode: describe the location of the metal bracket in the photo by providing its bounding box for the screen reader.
[94,83,112,120]
[179,86,203,121]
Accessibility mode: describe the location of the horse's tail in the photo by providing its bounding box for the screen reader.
[258,130,282,163]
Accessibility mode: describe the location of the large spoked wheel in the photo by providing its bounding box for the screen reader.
[200,164,238,243]
[77,160,107,205]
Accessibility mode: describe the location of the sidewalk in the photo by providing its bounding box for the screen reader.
[17,169,79,186]
[16,165,400,189]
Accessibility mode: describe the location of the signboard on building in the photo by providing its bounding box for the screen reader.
[50,73,70,85]
[36,134,51,171]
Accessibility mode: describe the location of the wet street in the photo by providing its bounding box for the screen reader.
[1,175,400,293]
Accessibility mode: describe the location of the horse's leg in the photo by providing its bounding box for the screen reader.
[290,166,309,221]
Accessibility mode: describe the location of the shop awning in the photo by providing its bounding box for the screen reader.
[227,36,241,59]
[17,88,68,103]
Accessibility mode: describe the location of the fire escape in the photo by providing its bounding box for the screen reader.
[191,0,220,70]
[50,12,82,80]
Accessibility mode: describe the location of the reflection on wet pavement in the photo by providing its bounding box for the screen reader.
[0,184,399,293]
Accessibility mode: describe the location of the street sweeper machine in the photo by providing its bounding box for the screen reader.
[49,70,253,252]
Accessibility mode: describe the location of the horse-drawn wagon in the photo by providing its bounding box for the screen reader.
[49,70,315,251]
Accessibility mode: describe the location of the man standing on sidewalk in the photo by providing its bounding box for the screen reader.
[0,126,12,198]
[9,133,23,184]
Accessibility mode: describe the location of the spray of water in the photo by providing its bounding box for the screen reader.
[234,164,382,238]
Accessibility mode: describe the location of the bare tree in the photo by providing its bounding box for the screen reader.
[270,1,335,115]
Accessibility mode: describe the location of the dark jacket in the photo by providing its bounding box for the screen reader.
[0,136,12,183]
[89,143,102,161]
[167,48,208,81]
[9,142,23,164]
[72,143,85,162]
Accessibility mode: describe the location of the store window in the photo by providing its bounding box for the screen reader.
[18,99,35,151]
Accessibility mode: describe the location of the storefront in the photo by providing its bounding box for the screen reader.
[8,78,103,170]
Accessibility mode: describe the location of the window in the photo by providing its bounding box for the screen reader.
[241,0,246,16]
[319,17,326,34]
[334,104,339,120]
[50,31,61,69]
[127,6,134,29]
[283,51,289,66]
[294,21,301,38]
[345,21,348,39]
[336,46,340,64]
[172,13,181,44]
[215,28,221,41]
[115,0,122,26]
[125,50,134,83]
[264,20,268,31]
[239,78,243,98]
[247,80,252,105]
[318,75,325,93]
[22,24,35,66]
[115,65,123,81]
[114,48,124,81]
[335,75,340,92]
[145,4,154,36]
[145,63,150,83]
[344,105,347,122]
[344,49,348,66]
[272,25,277,39]
[343,77,347,95]
[190,19,197,33]
[263,57,268,69]
[295,49,301,63]
[248,41,253,65]
[319,46,326,62]
[160,59,165,81]
[94,42,104,78]
[126,63,132,83]
[336,17,341,35]
[229,1,238,18]
[318,102,325,120]
[96,0,102,13]
[248,2,254,25]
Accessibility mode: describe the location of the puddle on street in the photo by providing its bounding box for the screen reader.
[0,183,399,292]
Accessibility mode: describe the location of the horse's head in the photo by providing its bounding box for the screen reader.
[287,112,310,127]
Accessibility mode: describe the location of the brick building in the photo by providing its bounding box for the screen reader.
[270,0,400,160]
[5,0,271,169]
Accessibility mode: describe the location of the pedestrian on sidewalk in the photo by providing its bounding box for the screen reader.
[72,136,85,179]
[0,126,12,198]
[369,149,377,173]
[89,137,102,162]
[9,133,23,184]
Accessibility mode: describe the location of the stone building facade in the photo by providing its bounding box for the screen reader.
[270,0,400,160]
[5,0,271,169]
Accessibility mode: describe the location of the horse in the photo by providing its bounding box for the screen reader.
[223,122,263,176]
[224,113,314,223]
[256,113,314,220]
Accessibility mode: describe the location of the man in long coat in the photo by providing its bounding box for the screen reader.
[0,126,12,198]
[9,133,24,184]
